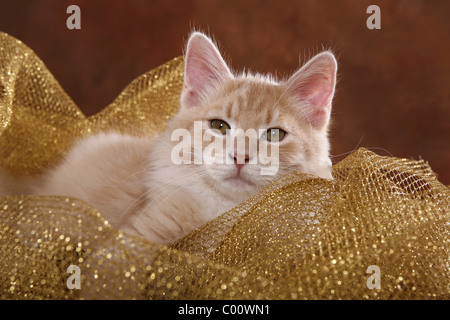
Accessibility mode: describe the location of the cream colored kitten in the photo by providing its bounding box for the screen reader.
[2,32,337,244]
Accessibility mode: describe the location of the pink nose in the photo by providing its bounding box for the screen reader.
[233,153,249,172]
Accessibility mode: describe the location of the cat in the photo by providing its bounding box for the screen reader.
[1,32,337,244]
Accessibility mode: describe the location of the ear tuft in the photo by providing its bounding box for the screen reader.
[180,32,233,108]
[286,51,337,129]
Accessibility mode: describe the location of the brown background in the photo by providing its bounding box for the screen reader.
[0,0,449,184]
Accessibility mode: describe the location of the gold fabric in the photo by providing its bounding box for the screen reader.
[0,31,449,300]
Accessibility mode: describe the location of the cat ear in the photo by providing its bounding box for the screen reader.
[285,52,337,130]
[180,32,233,108]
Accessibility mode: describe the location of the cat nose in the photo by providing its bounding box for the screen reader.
[233,152,250,163]
[232,153,250,172]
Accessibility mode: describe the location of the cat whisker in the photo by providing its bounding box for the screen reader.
[362,146,394,157]
[130,168,212,233]
[330,134,364,161]
[115,163,209,226]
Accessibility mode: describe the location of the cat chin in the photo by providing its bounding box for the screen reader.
[207,174,262,202]
[223,176,257,192]
[217,186,258,203]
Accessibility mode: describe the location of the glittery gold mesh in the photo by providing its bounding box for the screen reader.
[0,32,449,300]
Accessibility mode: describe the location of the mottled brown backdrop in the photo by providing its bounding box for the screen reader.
[0,0,449,184]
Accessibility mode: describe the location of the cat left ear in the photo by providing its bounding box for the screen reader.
[180,32,233,108]
[286,52,337,130]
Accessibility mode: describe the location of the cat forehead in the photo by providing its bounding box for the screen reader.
[220,77,283,101]
[212,78,291,123]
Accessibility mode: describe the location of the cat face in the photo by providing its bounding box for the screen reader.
[170,32,337,202]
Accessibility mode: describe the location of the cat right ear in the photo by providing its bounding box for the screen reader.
[285,52,337,130]
[180,32,233,108]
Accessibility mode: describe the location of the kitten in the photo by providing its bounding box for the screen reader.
[3,32,337,244]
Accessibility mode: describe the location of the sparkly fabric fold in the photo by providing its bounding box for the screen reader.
[0,32,449,299]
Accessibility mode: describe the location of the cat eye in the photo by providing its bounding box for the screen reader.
[262,128,287,142]
[210,119,230,135]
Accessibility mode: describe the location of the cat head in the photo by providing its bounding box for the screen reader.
[170,32,337,202]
